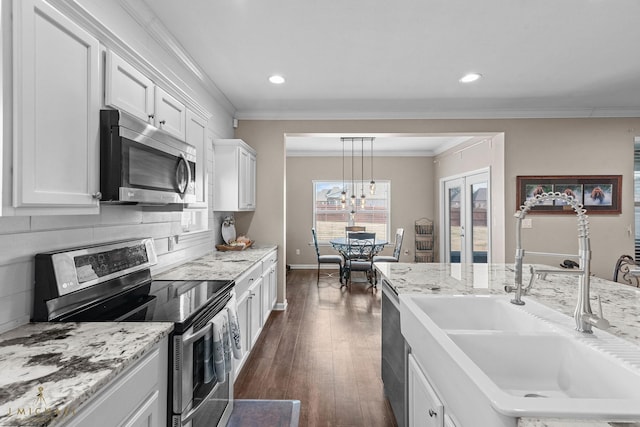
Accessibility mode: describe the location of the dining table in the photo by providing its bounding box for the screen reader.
[330,236,388,283]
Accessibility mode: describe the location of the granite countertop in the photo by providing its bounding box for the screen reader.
[155,244,278,281]
[0,322,173,427]
[376,262,640,427]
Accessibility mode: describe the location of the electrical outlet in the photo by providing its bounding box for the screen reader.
[168,236,175,252]
[522,218,533,229]
[295,249,301,255]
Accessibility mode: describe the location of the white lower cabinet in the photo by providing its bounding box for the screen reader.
[63,337,168,427]
[233,250,279,379]
[408,353,444,427]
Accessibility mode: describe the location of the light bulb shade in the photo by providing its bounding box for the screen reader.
[341,200,346,209]
[349,210,355,221]
[369,180,376,195]
[360,194,366,208]
[340,191,346,202]
[350,194,356,206]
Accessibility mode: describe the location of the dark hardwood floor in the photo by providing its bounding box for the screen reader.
[234,269,398,427]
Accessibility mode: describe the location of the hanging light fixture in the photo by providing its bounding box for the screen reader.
[340,138,346,209]
[350,138,356,208]
[360,138,366,209]
[369,137,376,195]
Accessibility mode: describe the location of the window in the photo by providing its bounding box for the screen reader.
[313,180,390,243]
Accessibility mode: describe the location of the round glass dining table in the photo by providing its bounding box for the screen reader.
[329,237,388,258]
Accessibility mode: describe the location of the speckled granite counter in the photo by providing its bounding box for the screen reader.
[376,262,640,427]
[0,322,173,426]
[155,244,278,281]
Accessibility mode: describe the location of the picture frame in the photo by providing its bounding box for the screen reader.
[516,175,622,215]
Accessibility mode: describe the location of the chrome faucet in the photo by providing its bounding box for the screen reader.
[504,192,609,333]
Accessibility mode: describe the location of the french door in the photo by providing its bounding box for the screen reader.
[441,170,490,263]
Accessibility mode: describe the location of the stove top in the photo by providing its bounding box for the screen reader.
[57,279,234,333]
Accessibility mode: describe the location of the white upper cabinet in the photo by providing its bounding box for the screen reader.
[105,50,154,124]
[11,0,101,214]
[186,110,208,205]
[154,86,186,140]
[105,51,187,141]
[213,139,257,211]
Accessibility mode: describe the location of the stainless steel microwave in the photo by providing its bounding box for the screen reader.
[99,109,196,204]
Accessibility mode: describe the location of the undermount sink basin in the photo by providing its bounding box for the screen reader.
[408,295,552,332]
[399,294,640,422]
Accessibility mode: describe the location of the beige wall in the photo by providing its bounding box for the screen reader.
[286,156,434,266]
[235,118,640,303]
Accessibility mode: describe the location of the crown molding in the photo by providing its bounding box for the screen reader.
[235,107,640,121]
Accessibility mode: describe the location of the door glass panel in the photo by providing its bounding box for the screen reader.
[448,186,462,263]
[470,181,488,263]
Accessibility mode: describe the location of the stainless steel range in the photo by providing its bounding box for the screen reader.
[32,238,235,427]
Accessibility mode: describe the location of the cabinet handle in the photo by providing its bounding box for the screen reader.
[92,192,102,200]
[428,409,437,417]
[249,292,256,297]
[249,278,254,282]
[159,120,166,125]
[148,114,155,119]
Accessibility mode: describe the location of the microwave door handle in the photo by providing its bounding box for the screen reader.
[176,154,191,196]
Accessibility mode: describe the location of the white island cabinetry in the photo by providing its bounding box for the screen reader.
[213,139,256,211]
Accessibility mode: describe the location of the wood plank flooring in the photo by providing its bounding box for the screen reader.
[234,269,398,427]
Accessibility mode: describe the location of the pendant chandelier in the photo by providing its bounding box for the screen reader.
[340,137,375,220]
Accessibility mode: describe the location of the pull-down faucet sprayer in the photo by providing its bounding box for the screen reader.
[505,192,609,333]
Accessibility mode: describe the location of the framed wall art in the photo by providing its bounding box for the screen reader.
[516,175,622,215]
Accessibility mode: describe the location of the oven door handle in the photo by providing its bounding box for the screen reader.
[182,322,212,347]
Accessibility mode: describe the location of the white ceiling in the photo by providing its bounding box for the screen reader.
[143,0,640,120]
[140,0,640,154]
[286,134,482,157]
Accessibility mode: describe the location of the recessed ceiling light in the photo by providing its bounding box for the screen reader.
[269,75,285,84]
[459,73,482,83]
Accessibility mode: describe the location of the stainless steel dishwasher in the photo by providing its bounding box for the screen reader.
[381,278,408,427]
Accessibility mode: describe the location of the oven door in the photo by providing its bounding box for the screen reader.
[174,311,233,427]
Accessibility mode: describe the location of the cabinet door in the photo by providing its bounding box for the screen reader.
[239,148,256,210]
[235,291,251,378]
[408,354,444,427]
[105,50,154,124]
[13,0,100,212]
[186,110,208,204]
[120,390,159,427]
[154,86,186,140]
[248,277,263,348]
[269,265,278,309]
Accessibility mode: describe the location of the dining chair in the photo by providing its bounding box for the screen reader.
[343,232,376,289]
[373,228,404,263]
[372,228,404,285]
[345,225,366,235]
[613,254,640,287]
[312,228,343,285]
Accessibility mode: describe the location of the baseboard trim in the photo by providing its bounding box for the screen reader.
[274,300,288,311]
[289,264,341,270]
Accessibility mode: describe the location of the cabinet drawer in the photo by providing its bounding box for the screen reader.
[262,250,277,270]
[235,262,263,296]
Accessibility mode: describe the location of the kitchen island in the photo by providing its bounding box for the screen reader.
[377,262,640,427]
